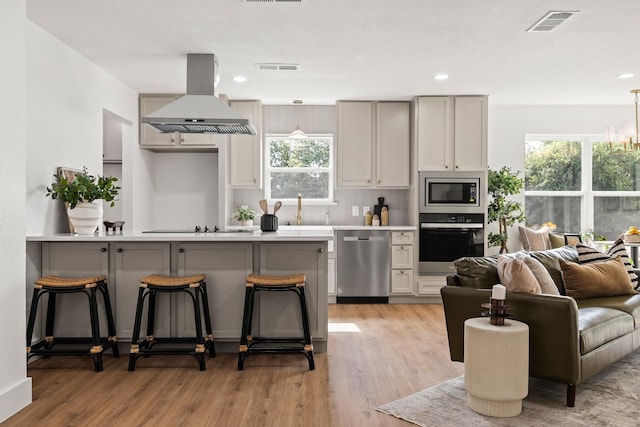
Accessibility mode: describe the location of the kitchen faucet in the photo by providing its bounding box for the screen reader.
[296,194,302,225]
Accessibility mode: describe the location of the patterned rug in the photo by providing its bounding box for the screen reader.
[376,351,640,426]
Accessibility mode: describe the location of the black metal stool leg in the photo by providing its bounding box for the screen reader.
[26,288,43,357]
[128,286,147,371]
[199,282,216,358]
[44,292,57,350]
[237,285,255,370]
[99,281,119,358]
[87,286,104,372]
[296,285,315,370]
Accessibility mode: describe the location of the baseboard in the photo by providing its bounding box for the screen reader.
[0,377,32,423]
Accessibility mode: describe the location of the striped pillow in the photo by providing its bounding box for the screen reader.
[607,239,639,290]
[577,241,639,290]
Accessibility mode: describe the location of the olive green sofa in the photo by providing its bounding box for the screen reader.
[440,246,640,407]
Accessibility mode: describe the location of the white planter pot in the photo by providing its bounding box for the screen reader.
[67,201,103,235]
[241,219,253,226]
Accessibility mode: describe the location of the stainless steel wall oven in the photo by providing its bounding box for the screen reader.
[419,214,485,274]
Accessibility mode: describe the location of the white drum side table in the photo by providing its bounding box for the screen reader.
[464,317,529,417]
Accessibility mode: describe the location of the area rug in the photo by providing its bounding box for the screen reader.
[376,351,640,426]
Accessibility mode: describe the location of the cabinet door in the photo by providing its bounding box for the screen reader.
[259,243,328,340]
[391,231,414,245]
[229,100,262,188]
[327,257,336,295]
[114,243,171,339]
[417,275,448,296]
[454,96,488,171]
[139,96,181,147]
[336,101,373,187]
[416,97,452,171]
[176,243,253,339]
[41,243,109,337]
[376,102,410,187]
[391,269,414,294]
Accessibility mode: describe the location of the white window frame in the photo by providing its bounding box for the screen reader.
[525,134,640,234]
[264,134,334,205]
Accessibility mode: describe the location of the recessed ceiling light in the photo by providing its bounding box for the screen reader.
[618,73,635,79]
[233,75,247,83]
[434,74,449,81]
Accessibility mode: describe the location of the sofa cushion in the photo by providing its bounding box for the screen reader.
[528,246,578,295]
[453,256,499,289]
[577,307,634,355]
[560,257,637,299]
[549,233,566,249]
[497,256,542,294]
[519,225,551,251]
[577,294,640,329]
[607,239,639,290]
[521,255,560,295]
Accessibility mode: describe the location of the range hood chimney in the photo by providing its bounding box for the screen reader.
[141,54,256,135]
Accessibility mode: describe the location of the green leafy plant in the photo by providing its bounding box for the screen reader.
[233,206,256,222]
[46,167,120,208]
[488,166,526,253]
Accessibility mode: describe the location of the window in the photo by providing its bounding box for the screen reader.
[264,135,334,202]
[524,135,640,240]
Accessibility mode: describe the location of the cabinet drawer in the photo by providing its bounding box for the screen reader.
[391,245,413,269]
[391,231,414,245]
[391,269,414,294]
[417,276,447,296]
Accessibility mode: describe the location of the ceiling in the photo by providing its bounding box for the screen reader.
[26,0,640,105]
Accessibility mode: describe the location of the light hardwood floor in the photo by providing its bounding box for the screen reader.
[7,304,463,427]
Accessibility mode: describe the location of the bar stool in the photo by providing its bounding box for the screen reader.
[237,273,315,371]
[128,274,215,371]
[26,275,119,372]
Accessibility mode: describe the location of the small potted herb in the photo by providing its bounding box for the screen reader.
[234,206,256,226]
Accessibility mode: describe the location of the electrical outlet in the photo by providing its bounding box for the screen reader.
[363,206,370,216]
[351,206,360,216]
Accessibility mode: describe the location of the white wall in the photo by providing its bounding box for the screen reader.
[25,22,141,234]
[487,105,630,254]
[0,0,32,422]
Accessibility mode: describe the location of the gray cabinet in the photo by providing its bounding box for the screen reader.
[258,242,328,340]
[40,242,109,337]
[113,243,171,339]
[139,94,224,151]
[415,96,488,171]
[336,101,410,188]
[175,242,253,339]
[229,100,262,188]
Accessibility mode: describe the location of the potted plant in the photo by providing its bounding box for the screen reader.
[46,167,120,234]
[233,206,256,226]
[487,166,526,253]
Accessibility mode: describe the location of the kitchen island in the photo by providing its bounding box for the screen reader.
[26,229,332,353]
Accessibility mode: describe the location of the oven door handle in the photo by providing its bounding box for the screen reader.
[421,223,484,229]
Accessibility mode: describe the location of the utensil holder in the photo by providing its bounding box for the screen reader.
[260,214,278,232]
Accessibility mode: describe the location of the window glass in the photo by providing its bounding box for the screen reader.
[265,135,333,202]
[525,195,582,234]
[594,196,640,240]
[592,142,640,191]
[525,140,581,191]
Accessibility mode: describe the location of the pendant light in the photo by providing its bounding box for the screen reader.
[289,100,307,139]
[632,89,640,150]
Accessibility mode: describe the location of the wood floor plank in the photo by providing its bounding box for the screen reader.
[7,304,463,426]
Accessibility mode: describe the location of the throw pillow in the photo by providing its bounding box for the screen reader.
[497,256,542,294]
[521,255,560,295]
[549,233,566,249]
[576,242,612,264]
[518,225,551,252]
[559,257,636,299]
[607,239,639,290]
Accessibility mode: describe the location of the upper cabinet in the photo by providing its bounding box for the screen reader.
[336,101,410,188]
[229,100,262,188]
[414,96,488,171]
[139,94,225,152]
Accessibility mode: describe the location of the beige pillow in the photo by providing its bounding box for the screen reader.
[518,225,551,251]
[559,257,637,299]
[497,256,542,294]
[521,255,560,295]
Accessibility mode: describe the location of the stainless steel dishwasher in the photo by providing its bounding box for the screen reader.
[336,230,390,303]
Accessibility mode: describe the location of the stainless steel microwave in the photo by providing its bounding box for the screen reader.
[419,172,484,213]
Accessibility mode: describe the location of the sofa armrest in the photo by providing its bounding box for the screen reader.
[440,286,581,385]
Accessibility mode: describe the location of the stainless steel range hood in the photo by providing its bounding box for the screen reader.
[141,54,256,135]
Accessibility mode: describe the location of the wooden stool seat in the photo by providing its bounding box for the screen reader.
[141,274,206,287]
[26,275,119,372]
[238,274,315,371]
[128,274,215,371]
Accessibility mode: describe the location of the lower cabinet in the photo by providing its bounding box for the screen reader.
[417,275,448,296]
[259,242,328,340]
[176,243,253,340]
[113,243,171,339]
[40,242,109,338]
[390,231,415,295]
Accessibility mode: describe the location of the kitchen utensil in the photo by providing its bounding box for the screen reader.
[259,199,268,214]
[260,214,278,232]
[273,201,282,215]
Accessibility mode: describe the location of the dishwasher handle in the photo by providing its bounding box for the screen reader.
[343,236,386,242]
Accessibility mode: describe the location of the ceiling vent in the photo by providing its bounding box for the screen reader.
[244,0,303,3]
[256,63,300,71]
[527,10,579,32]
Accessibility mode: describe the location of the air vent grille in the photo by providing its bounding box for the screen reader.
[256,63,300,71]
[527,10,578,32]
[244,0,303,3]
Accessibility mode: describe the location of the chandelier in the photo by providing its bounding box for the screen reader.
[607,90,640,151]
